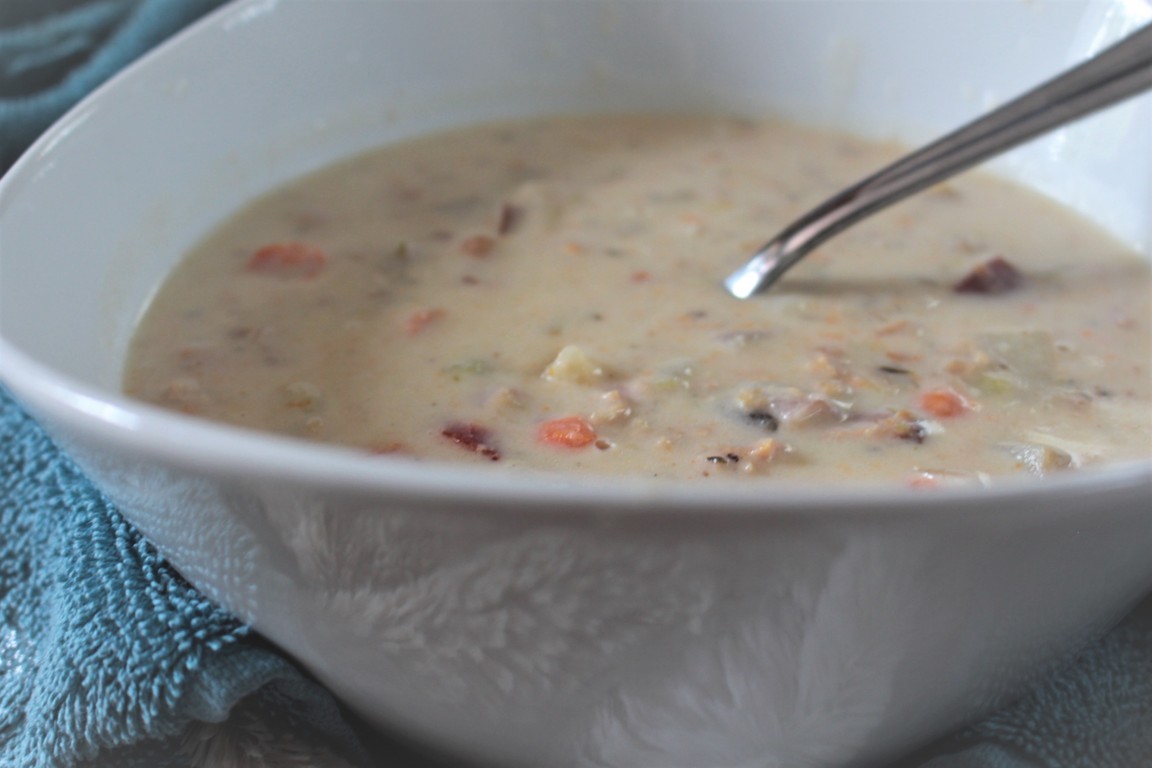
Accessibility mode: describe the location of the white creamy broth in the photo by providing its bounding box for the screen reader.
[123,114,1152,485]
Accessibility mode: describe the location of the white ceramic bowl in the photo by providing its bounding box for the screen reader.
[2,1,1151,766]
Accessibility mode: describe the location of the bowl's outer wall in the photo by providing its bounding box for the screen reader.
[1,1,1152,766]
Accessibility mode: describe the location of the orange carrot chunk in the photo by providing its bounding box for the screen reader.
[246,241,329,278]
[538,416,597,448]
[919,389,970,418]
[461,234,496,257]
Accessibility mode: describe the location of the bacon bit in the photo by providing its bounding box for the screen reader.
[441,422,500,460]
[630,270,652,284]
[497,203,523,236]
[919,389,970,418]
[953,255,1023,294]
[461,234,496,257]
[564,241,587,255]
[537,416,597,448]
[404,307,446,335]
[246,241,329,278]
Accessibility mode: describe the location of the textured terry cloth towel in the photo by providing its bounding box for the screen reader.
[0,388,371,768]
[3,2,1152,767]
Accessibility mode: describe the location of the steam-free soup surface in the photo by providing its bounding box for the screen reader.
[124,115,1152,485]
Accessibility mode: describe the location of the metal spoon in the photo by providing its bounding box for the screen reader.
[725,22,1152,299]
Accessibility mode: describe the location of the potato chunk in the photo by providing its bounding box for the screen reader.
[542,345,607,385]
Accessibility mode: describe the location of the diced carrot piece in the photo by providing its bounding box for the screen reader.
[461,234,496,257]
[537,416,597,448]
[919,389,970,418]
[246,241,328,277]
[404,307,446,335]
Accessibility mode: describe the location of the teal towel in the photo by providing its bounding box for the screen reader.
[0,386,370,767]
[0,0,224,170]
[905,598,1152,767]
[1,1,1150,766]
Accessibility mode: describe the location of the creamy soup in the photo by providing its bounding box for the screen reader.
[124,115,1152,485]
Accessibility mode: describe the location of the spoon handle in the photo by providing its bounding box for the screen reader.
[725,22,1152,299]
